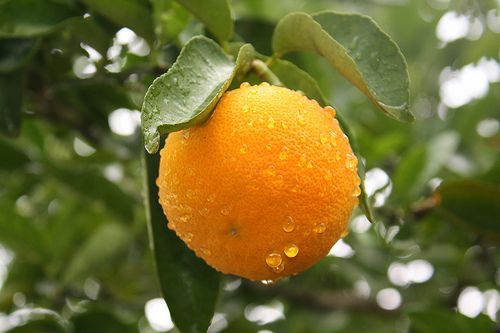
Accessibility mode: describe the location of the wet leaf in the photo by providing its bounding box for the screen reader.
[272,11,412,122]
[141,36,254,153]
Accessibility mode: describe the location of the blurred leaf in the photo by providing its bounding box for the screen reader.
[410,310,495,333]
[141,36,254,153]
[143,151,220,333]
[0,70,24,137]
[63,223,131,284]
[67,17,114,56]
[0,0,80,37]
[151,0,191,44]
[0,38,39,72]
[0,139,30,170]
[46,163,136,221]
[436,180,500,236]
[2,308,69,333]
[81,0,155,43]
[272,11,413,122]
[175,0,233,41]
[394,131,459,202]
[72,309,135,333]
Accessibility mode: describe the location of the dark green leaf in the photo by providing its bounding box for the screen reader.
[272,11,413,122]
[175,0,233,41]
[410,309,495,333]
[141,36,254,153]
[63,223,131,284]
[0,0,80,37]
[143,151,221,333]
[72,309,135,333]
[67,17,113,56]
[436,180,500,236]
[0,38,39,72]
[0,70,24,137]
[0,138,30,170]
[81,0,155,43]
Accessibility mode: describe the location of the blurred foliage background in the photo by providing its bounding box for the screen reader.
[0,0,499,332]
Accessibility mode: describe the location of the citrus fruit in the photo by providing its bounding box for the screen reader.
[157,82,360,281]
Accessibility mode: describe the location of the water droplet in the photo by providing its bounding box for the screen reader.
[265,144,272,151]
[281,121,288,129]
[349,35,359,50]
[320,133,329,144]
[239,144,248,154]
[324,106,336,117]
[247,120,253,126]
[268,116,275,129]
[279,147,289,160]
[330,131,338,146]
[297,111,306,126]
[354,174,361,186]
[184,232,193,242]
[199,207,209,216]
[264,165,276,176]
[272,263,285,273]
[265,252,282,268]
[299,154,307,167]
[260,82,270,87]
[186,189,195,199]
[369,52,380,70]
[240,82,250,89]
[306,160,314,169]
[283,216,295,232]
[284,243,299,258]
[260,279,275,285]
[346,154,357,169]
[242,105,249,113]
[341,230,349,238]
[313,222,326,234]
[335,152,341,161]
[182,130,190,141]
[179,215,191,223]
[201,247,211,255]
[220,206,230,216]
[230,227,237,236]
[352,186,361,197]
[207,193,215,202]
[324,171,332,181]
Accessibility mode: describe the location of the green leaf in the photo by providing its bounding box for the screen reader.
[410,309,495,333]
[46,163,137,222]
[141,36,254,153]
[81,0,155,43]
[436,180,500,236]
[269,59,328,105]
[143,151,221,333]
[0,38,39,73]
[151,0,191,44]
[269,59,374,222]
[272,11,413,122]
[0,70,25,137]
[393,131,459,202]
[0,138,30,170]
[63,223,131,284]
[0,0,80,37]
[175,0,233,41]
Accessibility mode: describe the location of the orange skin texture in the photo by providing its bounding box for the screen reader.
[158,83,360,281]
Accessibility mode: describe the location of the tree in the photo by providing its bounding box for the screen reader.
[0,0,498,332]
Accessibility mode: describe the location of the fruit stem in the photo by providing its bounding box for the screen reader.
[251,59,283,86]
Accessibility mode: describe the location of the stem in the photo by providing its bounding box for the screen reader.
[251,59,283,86]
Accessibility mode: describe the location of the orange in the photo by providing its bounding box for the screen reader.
[157,83,360,281]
